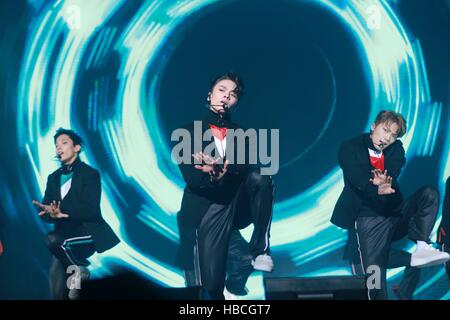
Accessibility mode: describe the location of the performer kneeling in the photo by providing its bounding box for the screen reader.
[174,73,275,299]
[33,128,120,299]
[331,110,449,300]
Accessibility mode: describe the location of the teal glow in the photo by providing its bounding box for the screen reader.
[18,0,446,297]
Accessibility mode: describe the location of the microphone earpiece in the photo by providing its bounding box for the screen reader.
[205,103,235,114]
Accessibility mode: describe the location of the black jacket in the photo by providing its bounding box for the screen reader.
[175,110,253,268]
[330,133,406,229]
[40,158,120,253]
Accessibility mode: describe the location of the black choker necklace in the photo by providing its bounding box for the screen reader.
[61,157,79,174]
[61,164,73,174]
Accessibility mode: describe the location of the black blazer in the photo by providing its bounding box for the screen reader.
[175,110,253,229]
[330,133,406,229]
[174,110,254,268]
[40,158,120,253]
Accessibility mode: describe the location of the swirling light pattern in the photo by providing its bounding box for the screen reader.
[16,0,447,299]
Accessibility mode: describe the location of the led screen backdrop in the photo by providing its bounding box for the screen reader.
[0,0,449,299]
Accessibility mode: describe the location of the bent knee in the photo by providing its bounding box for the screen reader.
[45,231,64,251]
[246,170,273,189]
[419,185,439,201]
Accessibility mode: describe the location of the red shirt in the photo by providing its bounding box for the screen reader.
[368,148,385,171]
[209,124,227,141]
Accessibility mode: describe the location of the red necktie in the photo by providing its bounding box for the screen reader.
[369,150,385,171]
[209,124,227,141]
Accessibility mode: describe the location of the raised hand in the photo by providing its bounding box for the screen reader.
[377,176,396,195]
[49,200,69,218]
[32,200,53,216]
[32,200,69,219]
[210,160,229,181]
[192,152,228,181]
[193,152,216,174]
[370,169,388,186]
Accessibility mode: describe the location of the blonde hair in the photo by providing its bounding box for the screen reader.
[374,110,407,137]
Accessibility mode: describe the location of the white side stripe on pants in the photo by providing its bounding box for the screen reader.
[60,235,93,266]
[354,221,371,300]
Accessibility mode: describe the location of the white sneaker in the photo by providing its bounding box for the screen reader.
[223,287,239,300]
[410,244,450,268]
[252,254,274,272]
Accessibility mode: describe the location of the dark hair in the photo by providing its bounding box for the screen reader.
[54,128,84,153]
[374,110,407,137]
[209,72,245,99]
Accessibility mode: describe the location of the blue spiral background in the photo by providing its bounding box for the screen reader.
[1,0,450,299]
